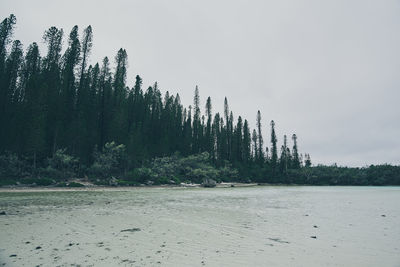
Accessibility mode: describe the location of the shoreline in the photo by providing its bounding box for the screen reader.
[1,183,397,193]
[0,182,260,192]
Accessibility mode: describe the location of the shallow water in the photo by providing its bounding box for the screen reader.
[0,186,399,266]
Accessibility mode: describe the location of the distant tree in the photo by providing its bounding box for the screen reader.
[292,134,300,169]
[252,129,258,161]
[279,135,288,174]
[242,120,251,162]
[192,86,201,153]
[205,96,213,154]
[256,110,264,163]
[0,14,17,76]
[0,40,23,152]
[233,116,243,162]
[42,26,63,155]
[224,97,232,160]
[98,57,112,148]
[78,25,92,89]
[210,112,219,161]
[60,25,81,151]
[113,48,128,105]
[304,153,312,167]
[20,42,45,168]
[270,120,278,171]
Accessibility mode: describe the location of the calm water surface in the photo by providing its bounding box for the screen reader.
[0,186,399,266]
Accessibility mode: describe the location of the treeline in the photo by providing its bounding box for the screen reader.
[0,14,399,186]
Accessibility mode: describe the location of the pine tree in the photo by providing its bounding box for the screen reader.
[192,86,201,153]
[0,14,16,80]
[20,42,45,167]
[252,129,258,161]
[304,153,312,167]
[98,57,112,149]
[242,120,251,162]
[233,116,243,162]
[270,120,278,171]
[256,110,264,163]
[279,135,288,174]
[224,97,231,160]
[42,26,63,155]
[292,134,300,169]
[1,40,23,151]
[212,113,221,161]
[205,96,213,153]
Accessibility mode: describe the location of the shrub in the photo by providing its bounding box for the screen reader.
[0,152,31,179]
[89,142,127,179]
[126,167,153,184]
[20,178,54,186]
[67,182,85,187]
[41,149,79,180]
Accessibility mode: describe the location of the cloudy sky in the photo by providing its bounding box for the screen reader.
[1,0,399,166]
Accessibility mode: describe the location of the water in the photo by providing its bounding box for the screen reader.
[0,186,399,266]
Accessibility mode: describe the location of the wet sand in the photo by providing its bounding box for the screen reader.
[0,186,399,266]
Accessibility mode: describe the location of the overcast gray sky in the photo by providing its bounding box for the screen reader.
[1,0,399,166]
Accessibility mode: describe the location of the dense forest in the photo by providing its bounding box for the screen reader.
[0,15,399,186]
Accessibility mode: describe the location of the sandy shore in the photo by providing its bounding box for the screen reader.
[0,182,259,192]
[1,186,399,266]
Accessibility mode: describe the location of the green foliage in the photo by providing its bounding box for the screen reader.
[127,152,238,185]
[0,152,31,179]
[283,165,400,185]
[41,149,79,180]
[89,142,126,179]
[55,181,84,187]
[20,177,54,186]
[67,182,85,187]
[0,179,16,186]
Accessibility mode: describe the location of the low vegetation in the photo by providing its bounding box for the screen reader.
[0,144,399,187]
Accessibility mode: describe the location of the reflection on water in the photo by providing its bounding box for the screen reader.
[0,186,399,266]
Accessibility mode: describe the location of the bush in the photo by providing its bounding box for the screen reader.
[116,179,139,186]
[128,152,240,185]
[67,182,85,187]
[89,142,127,179]
[41,149,79,180]
[20,178,54,186]
[0,152,31,179]
[126,167,153,184]
[0,179,16,186]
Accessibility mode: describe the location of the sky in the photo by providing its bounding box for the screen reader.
[1,0,399,166]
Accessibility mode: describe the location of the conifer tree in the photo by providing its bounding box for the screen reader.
[256,110,264,162]
[205,96,213,154]
[223,97,231,160]
[20,42,44,166]
[1,40,23,151]
[304,153,311,167]
[279,135,288,174]
[42,26,63,154]
[292,134,300,169]
[212,112,221,161]
[233,116,243,162]
[98,57,112,149]
[60,26,81,151]
[252,129,258,160]
[0,14,16,79]
[242,120,251,162]
[192,86,201,153]
[270,120,278,170]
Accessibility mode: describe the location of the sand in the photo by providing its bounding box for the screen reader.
[0,186,399,266]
